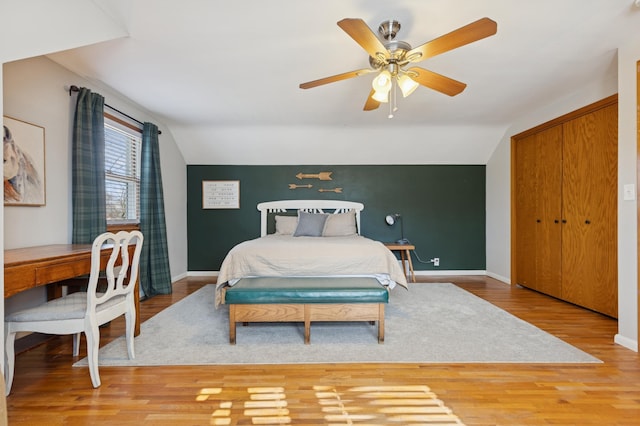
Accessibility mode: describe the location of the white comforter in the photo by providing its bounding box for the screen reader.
[216,235,409,290]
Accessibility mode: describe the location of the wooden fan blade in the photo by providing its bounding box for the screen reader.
[363,89,381,111]
[407,67,467,96]
[406,17,497,63]
[337,18,390,61]
[299,68,374,89]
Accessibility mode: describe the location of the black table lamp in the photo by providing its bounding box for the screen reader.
[385,213,410,245]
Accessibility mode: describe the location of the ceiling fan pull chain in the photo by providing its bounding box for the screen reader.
[393,79,399,113]
[388,79,396,119]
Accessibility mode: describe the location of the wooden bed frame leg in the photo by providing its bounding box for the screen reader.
[229,305,237,345]
[378,304,385,344]
[304,305,311,344]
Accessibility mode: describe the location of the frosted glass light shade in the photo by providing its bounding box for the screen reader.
[398,74,419,97]
[372,70,392,92]
[372,89,389,103]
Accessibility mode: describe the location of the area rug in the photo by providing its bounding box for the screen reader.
[74,283,600,367]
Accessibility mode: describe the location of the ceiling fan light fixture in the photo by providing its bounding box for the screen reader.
[398,74,419,98]
[372,70,392,92]
[299,17,498,116]
[372,88,389,103]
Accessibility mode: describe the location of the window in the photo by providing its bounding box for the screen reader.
[104,114,142,224]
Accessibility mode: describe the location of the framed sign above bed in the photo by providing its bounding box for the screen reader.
[202,180,240,209]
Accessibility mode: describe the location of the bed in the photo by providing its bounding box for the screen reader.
[215,200,408,306]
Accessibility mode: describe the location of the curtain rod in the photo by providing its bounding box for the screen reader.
[68,85,161,134]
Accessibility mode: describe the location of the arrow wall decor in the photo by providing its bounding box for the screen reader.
[296,172,333,181]
[289,184,313,190]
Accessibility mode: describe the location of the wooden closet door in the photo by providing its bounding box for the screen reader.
[534,125,563,298]
[561,103,618,317]
[514,134,539,289]
[514,125,563,296]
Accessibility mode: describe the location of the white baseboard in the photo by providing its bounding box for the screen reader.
[413,270,487,276]
[188,271,218,277]
[486,271,511,285]
[171,271,188,282]
[614,334,638,352]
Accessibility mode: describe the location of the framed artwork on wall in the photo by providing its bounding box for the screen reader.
[202,180,240,209]
[3,116,46,206]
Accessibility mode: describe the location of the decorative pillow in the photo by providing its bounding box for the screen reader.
[323,210,358,237]
[293,211,329,237]
[274,215,298,235]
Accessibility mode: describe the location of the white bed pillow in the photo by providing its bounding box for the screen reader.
[293,211,329,237]
[323,210,357,236]
[274,215,298,235]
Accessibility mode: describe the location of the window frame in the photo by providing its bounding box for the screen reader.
[104,112,142,229]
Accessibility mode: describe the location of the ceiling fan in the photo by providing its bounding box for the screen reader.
[299,17,497,117]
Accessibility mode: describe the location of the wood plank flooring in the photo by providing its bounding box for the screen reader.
[6,275,640,425]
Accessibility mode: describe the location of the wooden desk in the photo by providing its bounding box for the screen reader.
[4,244,140,336]
[384,243,416,283]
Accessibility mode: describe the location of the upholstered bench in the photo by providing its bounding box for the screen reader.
[224,277,388,344]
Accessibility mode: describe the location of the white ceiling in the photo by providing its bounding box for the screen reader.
[45,0,640,164]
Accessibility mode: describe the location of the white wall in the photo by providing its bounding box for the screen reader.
[485,134,511,284]
[173,124,507,165]
[0,64,4,374]
[3,56,188,313]
[485,63,638,351]
[615,40,640,351]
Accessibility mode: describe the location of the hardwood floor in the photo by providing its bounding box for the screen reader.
[5,275,640,425]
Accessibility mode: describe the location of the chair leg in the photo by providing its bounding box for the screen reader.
[85,321,101,388]
[4,328,15,396]
[124,308,136,359]
[72,333,81,356]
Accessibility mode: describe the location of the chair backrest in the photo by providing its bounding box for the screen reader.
[86,230,144,312]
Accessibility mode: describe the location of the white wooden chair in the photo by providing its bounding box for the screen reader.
[4,230,143,395]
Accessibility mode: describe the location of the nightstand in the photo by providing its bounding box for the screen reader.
[383,243,416,283]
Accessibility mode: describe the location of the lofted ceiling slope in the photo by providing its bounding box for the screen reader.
[45,0,640,164]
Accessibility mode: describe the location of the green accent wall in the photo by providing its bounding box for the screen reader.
[187,165,485,271]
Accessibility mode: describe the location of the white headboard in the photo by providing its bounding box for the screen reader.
[257,200,365,237]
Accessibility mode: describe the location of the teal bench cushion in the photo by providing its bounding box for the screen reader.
[225,277,388,304]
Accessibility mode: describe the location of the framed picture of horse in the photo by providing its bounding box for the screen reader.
[3,116,46,206]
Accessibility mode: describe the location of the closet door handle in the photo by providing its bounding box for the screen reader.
[554,219,559,224]
[562,219,567,223]
[585,220,591,224]
[536,219,541,223]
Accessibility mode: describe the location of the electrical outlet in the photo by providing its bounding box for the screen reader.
[433,258,440,267]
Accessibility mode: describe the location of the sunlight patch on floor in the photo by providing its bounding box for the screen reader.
[200,384,464,425]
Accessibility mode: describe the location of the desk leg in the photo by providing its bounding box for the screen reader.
[46,284,63,300]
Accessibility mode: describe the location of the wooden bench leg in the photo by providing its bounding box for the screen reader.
[378,304,385,344]
[229,305,237,345]
[304,305,311,344]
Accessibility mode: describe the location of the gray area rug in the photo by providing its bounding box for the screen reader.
[75,283,600,366]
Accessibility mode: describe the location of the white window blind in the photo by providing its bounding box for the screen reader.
[104,121,141,223]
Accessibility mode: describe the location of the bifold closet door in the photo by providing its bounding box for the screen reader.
[514,133,538,290]
[561,103,618,317]
[533,125,563,298]
[514,125,562,297]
